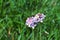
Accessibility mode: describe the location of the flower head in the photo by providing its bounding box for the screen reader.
[26,17,37,29]
[35,13,46,22]
[26,13,46,29]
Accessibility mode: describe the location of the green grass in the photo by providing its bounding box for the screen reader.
[0,0,60,40]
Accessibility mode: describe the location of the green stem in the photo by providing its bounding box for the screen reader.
[31,29,34,40]
[40,26,41,40]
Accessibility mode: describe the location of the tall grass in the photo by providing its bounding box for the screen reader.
[0,0,60,40]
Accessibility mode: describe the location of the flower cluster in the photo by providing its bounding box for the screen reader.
[26,13,46,29]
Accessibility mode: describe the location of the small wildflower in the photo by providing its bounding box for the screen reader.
[26,13,46,29]
[35,13,46,23]
[26,17,36,29]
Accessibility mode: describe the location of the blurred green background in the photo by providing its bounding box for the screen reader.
[0,0,60,40]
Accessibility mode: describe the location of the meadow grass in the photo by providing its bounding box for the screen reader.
[0,0,60,40]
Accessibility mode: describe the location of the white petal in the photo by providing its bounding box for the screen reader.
[40,21,43,23]
[32,27,34,29]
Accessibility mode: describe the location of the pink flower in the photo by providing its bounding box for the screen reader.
[26,17,36,29]
[35,13,46,22]
[26,13,46,29]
